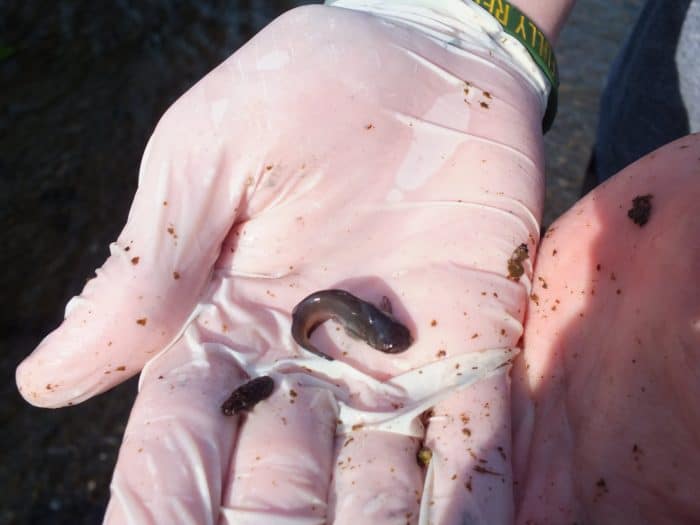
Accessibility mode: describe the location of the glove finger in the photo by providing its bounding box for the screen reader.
[330,429,423,525]
[220,380,337,525]
[422,373,514,524]
[16,49,259,408]
[103,329,246,525]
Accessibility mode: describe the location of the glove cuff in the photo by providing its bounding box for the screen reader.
[325,0,554,131]
[471,0,558,132]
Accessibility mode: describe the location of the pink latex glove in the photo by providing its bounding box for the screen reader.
[17,2,550,523]
[514,134,700,524]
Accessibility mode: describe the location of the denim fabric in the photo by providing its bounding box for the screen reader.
[595,0,699,182]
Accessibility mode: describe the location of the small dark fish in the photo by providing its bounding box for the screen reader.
[291,289,413,361]
[221,376,274,416]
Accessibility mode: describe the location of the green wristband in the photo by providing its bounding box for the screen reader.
[471,0,559,132]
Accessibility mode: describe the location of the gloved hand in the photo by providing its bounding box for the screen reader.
[16,2,551,523]
[513,134,700,524]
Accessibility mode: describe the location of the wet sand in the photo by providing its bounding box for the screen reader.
[0,1,641,522]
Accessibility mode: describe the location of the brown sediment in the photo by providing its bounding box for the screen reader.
[627,194,653,226]
[417,447,432,466]
[507,243,529,281]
